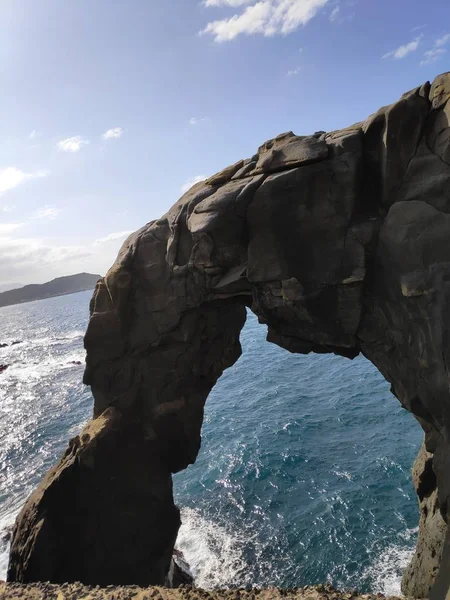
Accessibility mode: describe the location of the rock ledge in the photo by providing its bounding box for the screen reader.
[0,583,421,600]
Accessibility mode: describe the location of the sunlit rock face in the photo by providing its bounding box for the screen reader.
[402,441,446,598]
[8,72,450,599]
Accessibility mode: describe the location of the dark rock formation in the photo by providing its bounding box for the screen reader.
[0,273,101,308]
[8,72,450,598]
[167,550,194,588]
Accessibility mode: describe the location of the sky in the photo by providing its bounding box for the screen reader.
[0,0,449,287]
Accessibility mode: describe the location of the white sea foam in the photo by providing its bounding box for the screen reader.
[0,546,9,581]
[33,330,84,345]
[398,526,419,541]
[0,330,84,354]
[176,507,249,589]
[0,511,19,580]
[331,469,353,480]
[363,542,415,597]
[62,330,85,340]
[0,512,417,594]
[0,350,85,385]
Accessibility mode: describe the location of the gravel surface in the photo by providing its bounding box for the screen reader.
[0,583,421,600]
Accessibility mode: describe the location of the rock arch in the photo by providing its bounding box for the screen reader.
[7,72,450,599]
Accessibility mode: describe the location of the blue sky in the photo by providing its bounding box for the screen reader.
[0,0,449,286]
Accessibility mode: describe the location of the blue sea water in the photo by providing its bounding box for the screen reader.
[0,290,423,594]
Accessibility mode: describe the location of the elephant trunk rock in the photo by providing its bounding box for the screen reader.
[8,72,450,599]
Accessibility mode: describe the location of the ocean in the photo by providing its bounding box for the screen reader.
[0,290,423,595]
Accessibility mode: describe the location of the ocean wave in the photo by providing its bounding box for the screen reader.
[60,330,85,341]
[176,507,249,589]
[331,470,353,481]
[362,542,415,596]
[0,329,85,350]
[0,510,19,580]
[0,545,9,581]
[0,351,85,385]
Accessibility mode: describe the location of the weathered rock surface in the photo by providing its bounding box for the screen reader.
[8,72,450,599]
[402,442,446,598]
[0,583,420,600]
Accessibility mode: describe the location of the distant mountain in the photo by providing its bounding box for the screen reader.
[0,282,23,293]
[0,273,101,308]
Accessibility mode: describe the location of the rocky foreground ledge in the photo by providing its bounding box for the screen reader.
[0,584,421,600]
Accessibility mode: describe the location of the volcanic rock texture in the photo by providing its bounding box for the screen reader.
[8,72,450,599]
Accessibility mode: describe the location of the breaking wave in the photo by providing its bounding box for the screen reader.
[177,508,249,589]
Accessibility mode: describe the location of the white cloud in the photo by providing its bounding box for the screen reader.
[329,5,339,21]
[0,223,24,235]
[202,0,330,42]
[57,136,90,153]
[411,24,426,33]
[0,224,129,283]
[0,218,132,283]
[420,48,447,66]
[382,35,423,60]
[0,167,48,195]
[181,175,207,193]
[94,230,133,245]
[103,127,124,140]
[189,116,210,126]
[328,2,353,23]
[418,34,450,66]
[33,205,61,220]
[28,130,40,140]
[435,33,450,48]
[0,234,92,282]
[0,204,15,213]
[287,66,302,76]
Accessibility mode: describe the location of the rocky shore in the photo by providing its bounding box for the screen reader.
[0,583,422,600]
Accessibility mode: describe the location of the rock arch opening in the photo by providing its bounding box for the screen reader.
[7,73,450,600]
[173,310,423,594]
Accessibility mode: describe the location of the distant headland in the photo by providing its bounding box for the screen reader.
[0,273,101,308]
